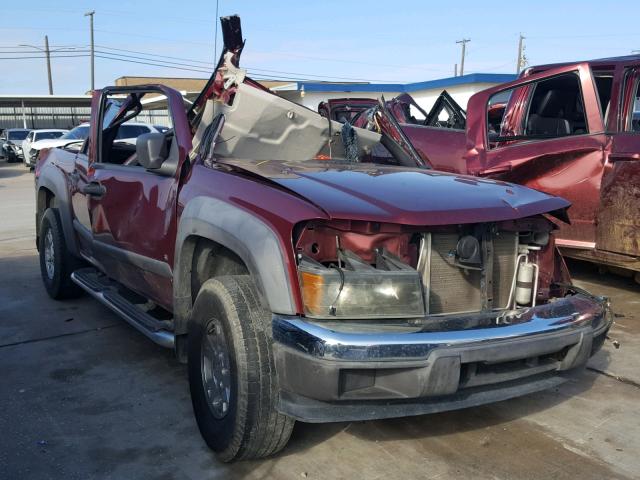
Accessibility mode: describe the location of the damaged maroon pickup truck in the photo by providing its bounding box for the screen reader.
[386,58,640,280]
[34,16,612,461]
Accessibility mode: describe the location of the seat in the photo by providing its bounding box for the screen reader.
[526,114,571,136]
[526,89,571,136]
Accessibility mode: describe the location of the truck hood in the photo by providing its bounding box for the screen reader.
[220,159,570,225]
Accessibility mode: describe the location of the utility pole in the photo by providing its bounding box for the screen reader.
[454,63,458,77]
[44,35,53,95]
[456,39,470,76]
[214,0,219,61]
[84,10,95,91]
[516,33,525,73]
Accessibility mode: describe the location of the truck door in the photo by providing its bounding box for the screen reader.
[597,65,640,260]
[466,63,607,248]
[77,86,191,309]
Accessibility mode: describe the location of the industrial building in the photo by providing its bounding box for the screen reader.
[0,73,516,130]
[272,73,518,112]
[0,95,91,130]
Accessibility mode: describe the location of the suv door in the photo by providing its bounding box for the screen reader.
[73,86,191,309]
[466,63,607,247]
[597,65,640,258]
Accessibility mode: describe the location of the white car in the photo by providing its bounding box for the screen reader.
[27,122,159,167]
[23,129,68,166]
[1,128,30,162]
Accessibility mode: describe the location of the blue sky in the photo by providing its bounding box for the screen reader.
[1,0,639,94]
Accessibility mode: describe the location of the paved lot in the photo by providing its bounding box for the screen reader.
[1,161,639,480]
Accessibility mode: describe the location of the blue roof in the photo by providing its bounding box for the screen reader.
[296,73,517,93]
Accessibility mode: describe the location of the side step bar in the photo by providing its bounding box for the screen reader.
[71,268,175,349]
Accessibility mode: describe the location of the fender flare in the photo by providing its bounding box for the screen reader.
[173,196,297,335]
[36,163,79,256]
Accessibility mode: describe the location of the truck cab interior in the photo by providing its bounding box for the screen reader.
[98,91,175,169]
[524,74,587,136]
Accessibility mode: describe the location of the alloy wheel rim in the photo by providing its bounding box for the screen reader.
[44,229,55,280]
[201,318,232,419]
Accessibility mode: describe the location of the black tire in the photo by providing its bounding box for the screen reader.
[38,208,83,299]
[188,275,294,462]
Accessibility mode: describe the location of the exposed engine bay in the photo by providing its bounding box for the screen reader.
[295,217,568,321]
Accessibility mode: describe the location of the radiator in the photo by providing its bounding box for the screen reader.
[421,231,518,315]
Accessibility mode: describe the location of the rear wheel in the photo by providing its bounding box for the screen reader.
[38,208,83,299]
[188,275,294,462]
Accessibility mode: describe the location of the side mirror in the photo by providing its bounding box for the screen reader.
[136,132,168,170]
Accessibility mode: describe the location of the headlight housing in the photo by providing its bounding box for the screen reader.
[298,250,425,319]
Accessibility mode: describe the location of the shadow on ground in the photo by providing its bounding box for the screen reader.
[0,162,28,180]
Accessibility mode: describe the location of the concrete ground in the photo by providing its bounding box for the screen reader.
[0,161,638,480]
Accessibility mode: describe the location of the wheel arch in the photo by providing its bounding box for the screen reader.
[36,166,78,256]
[173,196,297,336]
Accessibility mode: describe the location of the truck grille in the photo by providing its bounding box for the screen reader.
[422,231,517,315]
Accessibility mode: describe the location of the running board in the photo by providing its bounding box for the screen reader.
[71,268,175,348]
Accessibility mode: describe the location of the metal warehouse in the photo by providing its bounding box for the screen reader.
[0,95,92,130]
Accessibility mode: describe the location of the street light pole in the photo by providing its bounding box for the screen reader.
[19,39,58,94]
[44,35,53,95]
[84,10,95,91]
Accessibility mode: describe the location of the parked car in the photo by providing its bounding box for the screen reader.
[34,16,612,462]
[1,128,31,162]
[23,129,68,167]
[153,124,171,134]
[28,122,158,168]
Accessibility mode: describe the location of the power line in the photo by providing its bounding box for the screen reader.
[96,45,213,65]
[94,54,211,74]
[93,45,404,82]
[0,54,90,60]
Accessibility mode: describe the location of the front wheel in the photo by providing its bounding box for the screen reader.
[188,276,294,462]
[38,208,83,299]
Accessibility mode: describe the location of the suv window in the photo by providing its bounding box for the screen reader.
[626,73,640,132]
[524,73,587,136]
[487,72,587,148]
[593,72,614,124]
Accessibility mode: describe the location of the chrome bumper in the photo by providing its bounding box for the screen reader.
[274,294,611,362]
[272,293,612,422]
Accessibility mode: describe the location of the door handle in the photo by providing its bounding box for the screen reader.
[81,182,106,197]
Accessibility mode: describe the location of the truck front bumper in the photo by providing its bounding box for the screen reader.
[272,293,612,423]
